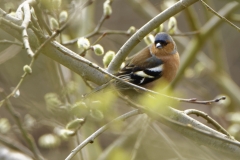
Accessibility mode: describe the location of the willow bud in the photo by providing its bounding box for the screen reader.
[103,1,112,17]
[77,37,90,50]
[103,50,115,67]
[50,17,59,30]
[66,118,84,131]
[127,26,136,34]
[23,65,32,74]
[168,17,177,34]
[93,44,104,56]
[59,10,68,24]
[144,34,154,45]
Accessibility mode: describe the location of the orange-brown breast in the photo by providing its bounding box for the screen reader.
[161,52,180,82]
[142,52,180,89]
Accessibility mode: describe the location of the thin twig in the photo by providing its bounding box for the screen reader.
[0,31,56,103]
[0,0,93,103]
[63,14,107,45]
[78,47,92,57]
[58,0,94,35]
[75,130,85,160]
[0,17,23,31]
[64,29,130,46]
[184,109,232,137]
[33,0,94,57]
[85,15,107,38]
[29,22,43,38]
[96,115,146,160]
[200,0,240,32]
[151,122,185,160]
[117,94,240,156]
[98,30,130,35]
[0,40,22,46]
[30,10,43,33]
[131,116,150,160]
[81,78,94,90]
[171,2,239,88]
[0,8,21,23]
[0,71,28,103]
[0,0,96,104]
[56,36,227,106]
[33,30,60,58]
[5,99,43,160]
[56,63,72,104]
[21,3,34,57]
[65,109,141,160]
[107,0,200,73]
[178,96,226,105]
[31,4,52,35]
[120,95,240,149]
[170,30,200,36]
[92,30,130,45]
[0,32,62,104]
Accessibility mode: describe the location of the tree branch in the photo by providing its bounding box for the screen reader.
[184,109,231,137]
[1,2,239,159]
[151,122,185,160]
[65,109,141,160]
[20,2,34,57]
[107,0,200,73]
[0,40,22,46]
[201,0,240,32]
[118,95,240,157]
[4,99,43,160]
[171,2,239,88]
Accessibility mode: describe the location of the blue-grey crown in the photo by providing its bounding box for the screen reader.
[154,32,173,43]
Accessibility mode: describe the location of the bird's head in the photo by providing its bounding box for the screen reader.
[154,32,177,55]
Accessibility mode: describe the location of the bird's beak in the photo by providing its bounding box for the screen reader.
[156,43,162,48]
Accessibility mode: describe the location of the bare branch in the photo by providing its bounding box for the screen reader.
[65,109,141,160]
[117,95,240,157]
[184,109,232,137]
[107,0,200,73]
[131,116,150,160]
[201,0,240,32]
[21,3,34,57]
[151,122,185,160]
[171,2,239,88]
[0,16,23,31]
[170,30,200,36]
[63,14,108,45]
[4,98,43,160]
[0,40,22,46]
[178,96,226,105]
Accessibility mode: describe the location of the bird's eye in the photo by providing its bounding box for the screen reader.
[160,41,168,46]
[155,40,168,48]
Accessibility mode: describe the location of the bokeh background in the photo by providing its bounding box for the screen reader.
[0,0,240,159]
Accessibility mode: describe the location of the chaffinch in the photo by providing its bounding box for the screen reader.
[116,32,180,89]
[84,32,179,97]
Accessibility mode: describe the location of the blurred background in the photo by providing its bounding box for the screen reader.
[0,0,240,159]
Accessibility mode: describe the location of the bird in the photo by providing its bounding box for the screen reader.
[83,32,179,98]
[115,32,180,90]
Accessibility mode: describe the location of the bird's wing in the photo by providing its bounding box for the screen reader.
[116,55,163,85]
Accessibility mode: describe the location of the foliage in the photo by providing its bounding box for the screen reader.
[0,0,240,160]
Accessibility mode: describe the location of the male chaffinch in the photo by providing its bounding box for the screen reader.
[116,32,180,89]
[84,32,179,97]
